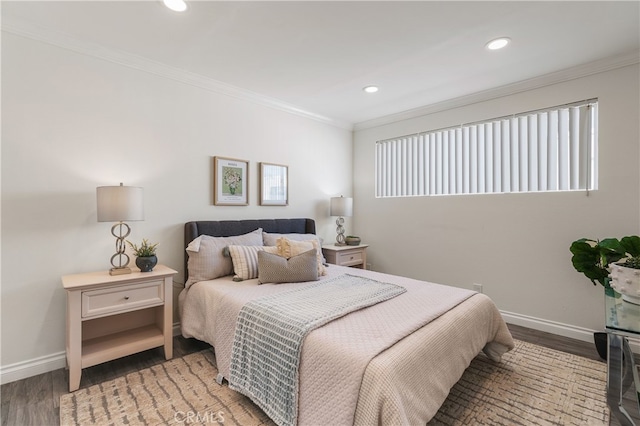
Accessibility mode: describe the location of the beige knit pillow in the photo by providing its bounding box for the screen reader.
[262,232,326,263]
[276,237,326,276]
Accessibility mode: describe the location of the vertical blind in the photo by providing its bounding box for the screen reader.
[375,100,598,197]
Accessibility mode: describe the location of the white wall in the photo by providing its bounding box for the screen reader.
[353,64,640,339]
[0,33,352,376]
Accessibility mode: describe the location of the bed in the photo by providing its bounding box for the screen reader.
[179,218,514,425]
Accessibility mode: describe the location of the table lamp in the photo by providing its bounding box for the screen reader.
[97,183,144,275]
[330,196,353,246]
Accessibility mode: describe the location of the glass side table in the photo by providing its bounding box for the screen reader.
[605,288,640,426]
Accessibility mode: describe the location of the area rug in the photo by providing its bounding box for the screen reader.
[60,340,609,425]
[428,340,609,425]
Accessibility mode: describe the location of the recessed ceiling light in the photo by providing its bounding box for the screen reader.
[163,0,188,12]
[485,37,511,50]
[363,86,379,93]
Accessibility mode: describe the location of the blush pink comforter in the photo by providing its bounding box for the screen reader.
[180,265,514,425]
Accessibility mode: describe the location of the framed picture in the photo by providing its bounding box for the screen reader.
[260,162,288,206]
[213,156,249,206]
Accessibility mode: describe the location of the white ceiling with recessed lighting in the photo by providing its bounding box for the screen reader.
[2,1,639,128]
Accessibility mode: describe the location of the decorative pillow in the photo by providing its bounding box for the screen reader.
[258,249,319,284]
[276,237,326,276]
[263,232,323,247]
[227,245,278,281]
[185,228,263,287]
[263,232,326,263]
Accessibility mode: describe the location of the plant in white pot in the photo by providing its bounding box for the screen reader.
[609,255,640,305]
[569,236,640,289]
[569,235,640,359]
[127,238,159,272]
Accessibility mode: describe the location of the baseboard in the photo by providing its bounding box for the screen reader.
[501,310,640,354]
[0,351,67,385]
[1,323,183,385]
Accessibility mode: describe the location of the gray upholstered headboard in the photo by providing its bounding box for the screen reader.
[184,218,316,277]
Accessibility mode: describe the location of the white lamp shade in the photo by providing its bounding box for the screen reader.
[96,184,144,222]
[330,196,353,217]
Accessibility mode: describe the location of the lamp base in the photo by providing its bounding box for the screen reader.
[108,221,132,275]
[109,266,132,276]
[335,216,347,246]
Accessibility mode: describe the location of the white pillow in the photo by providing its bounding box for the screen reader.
[185,228,263,287]
[227,245,278,281]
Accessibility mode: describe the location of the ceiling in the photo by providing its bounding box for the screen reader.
[2,1,639,128]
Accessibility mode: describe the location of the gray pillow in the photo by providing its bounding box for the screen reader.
[185,228,263,287]
[257,249,319,284]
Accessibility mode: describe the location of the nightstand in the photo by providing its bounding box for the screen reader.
[322,244,369,269]
[62,265,177,392]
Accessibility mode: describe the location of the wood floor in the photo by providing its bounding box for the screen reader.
[1,324,638,426]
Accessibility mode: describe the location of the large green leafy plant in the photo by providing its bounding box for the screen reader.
[569,236,640,287]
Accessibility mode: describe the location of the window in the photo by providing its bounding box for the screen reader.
[375,99,598,197]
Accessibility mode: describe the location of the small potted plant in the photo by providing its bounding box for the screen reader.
[127,238,159,272]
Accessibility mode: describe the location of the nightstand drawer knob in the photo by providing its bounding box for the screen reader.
[124,296,130,300]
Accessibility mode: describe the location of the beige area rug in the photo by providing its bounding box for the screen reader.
[60,340,609,426]
[428,340,609,426]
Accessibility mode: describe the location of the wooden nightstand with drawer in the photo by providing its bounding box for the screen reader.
[62,265,177,391]
[322,244,369,269]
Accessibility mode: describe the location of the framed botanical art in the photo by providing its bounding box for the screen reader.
[260,162,288,206]
[213,156,249,206]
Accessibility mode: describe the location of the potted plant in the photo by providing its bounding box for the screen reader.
[569,237,632,288]
[127,238,159,272]
[609,254,640,305]
[569,235,640,359]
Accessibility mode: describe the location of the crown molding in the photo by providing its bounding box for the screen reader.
[4,16,637,134]
[1,16,353,131]
[354,50,640,131]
